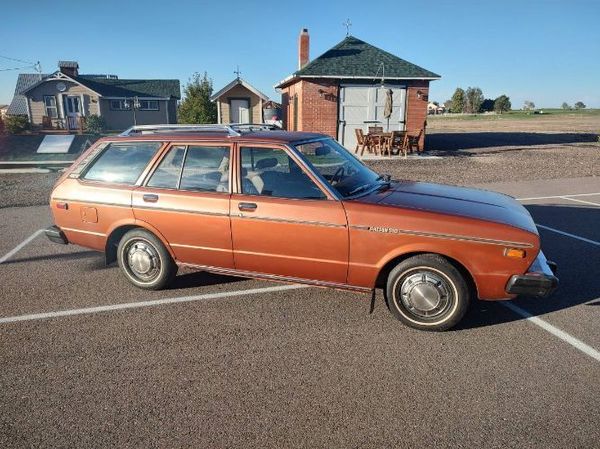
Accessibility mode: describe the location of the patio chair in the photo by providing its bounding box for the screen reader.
[403,129,423,154]
[390,131,406,157]
[355,128,371,156]
[380,132,394,157]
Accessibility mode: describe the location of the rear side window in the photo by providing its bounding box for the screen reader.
[146,146,186,189]
[82,141,161,184]
[179,146,230,192]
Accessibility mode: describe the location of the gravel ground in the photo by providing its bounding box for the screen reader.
[369,142,600,186]
[0,142,599,208]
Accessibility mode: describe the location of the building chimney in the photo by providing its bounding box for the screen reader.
[298,28,309,70]
[58,61,79,77]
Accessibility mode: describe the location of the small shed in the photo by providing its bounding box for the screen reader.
[275,30,441,151]
[210,78,269,124]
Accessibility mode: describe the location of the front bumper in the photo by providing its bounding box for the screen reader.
[506,251,558,297]
[44,225,69,245]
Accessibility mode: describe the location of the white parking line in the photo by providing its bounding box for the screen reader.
[502,302,600,362]
[516,192,600,201]
[535,224,600,247]
[0,229,44,264]
[0,284,309,324]
[559,196,600,207]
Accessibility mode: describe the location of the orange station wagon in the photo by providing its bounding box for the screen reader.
[45,124,558,331]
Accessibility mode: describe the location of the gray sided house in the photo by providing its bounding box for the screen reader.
[7,61,180,132]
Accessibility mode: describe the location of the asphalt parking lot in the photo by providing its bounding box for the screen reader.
[1,176,599,448]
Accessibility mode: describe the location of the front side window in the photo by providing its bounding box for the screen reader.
[294,138,381,198]
[44,96,58,118]
[240,147,326,199]
[179,146,230,193]
[82,141,161,184]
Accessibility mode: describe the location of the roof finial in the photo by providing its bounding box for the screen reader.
[234,65,241,79]
[342,18,352,37]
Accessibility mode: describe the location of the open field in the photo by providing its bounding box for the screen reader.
[428,109,600,133]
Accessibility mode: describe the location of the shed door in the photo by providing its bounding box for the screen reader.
[338,85,406,151]
[230,99,250,123]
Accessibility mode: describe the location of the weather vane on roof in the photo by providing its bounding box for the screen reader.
[343,18,352,36]
[234,66,242,79]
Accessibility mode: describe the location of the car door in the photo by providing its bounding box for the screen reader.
[132,142,234,269]
[231,144,349,284]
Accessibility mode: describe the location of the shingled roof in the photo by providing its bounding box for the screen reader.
[7,73,49,115]
[7,71,180,116]
[74,76,181,99]
[276,35,440,88]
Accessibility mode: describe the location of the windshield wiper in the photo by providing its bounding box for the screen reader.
[347,183,374,197]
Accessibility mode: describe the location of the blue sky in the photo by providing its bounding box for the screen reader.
[1,0,599,108]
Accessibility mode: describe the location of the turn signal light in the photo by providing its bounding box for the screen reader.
[505,248,526,258]
[56,202,68,210]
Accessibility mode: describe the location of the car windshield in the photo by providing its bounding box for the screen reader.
[294,138,384,198]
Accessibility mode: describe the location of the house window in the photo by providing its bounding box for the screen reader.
[44,96,58,118]
[110,99,130,111]
[139,100,159,111]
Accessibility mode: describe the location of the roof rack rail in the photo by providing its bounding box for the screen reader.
[229,123,282,131]
[119,124,242,137]
[119,123,282,137]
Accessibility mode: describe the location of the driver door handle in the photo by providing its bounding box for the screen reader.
[238,202,257,212]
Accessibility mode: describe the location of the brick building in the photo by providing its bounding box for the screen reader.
[275,29,440,152]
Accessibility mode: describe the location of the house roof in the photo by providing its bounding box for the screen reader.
[7,72,180,115]
[74,76,181,99]
[7,73,49,115]
[275,35,440,88]
[210,78,269,102]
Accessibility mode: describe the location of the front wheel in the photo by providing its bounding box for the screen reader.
[117,228,177,290]
[385,254,471,331]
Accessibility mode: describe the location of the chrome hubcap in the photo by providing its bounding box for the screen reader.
[399,271,453,318]
[125,240,161,281]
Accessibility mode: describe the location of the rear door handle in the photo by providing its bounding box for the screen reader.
[238,202,257,212]
[143,194,159,203]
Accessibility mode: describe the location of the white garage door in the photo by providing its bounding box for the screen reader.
[338,85,406,152]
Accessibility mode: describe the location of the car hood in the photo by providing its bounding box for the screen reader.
[358,181,538,234]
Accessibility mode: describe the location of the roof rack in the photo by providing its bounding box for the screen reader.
[120,124,241,137]
[119,123,282,137]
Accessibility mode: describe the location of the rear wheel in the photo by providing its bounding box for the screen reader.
[117,229,177,290]
[385,254,471,331]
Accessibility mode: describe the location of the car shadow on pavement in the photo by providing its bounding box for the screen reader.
[456,204,600,330]
[427,132,598,152]
[170,270,244,290]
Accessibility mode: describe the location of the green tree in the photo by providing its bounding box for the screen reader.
[494,95,511,114]
[178,72,217,124]
[465,87,484,113]
[574,101,586,110]
[5,115,30,134]
[481,98,495,112]
[523,100,535,111]
[450,88,465,113]
[84,114,106,134]
[561,102,571,110]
